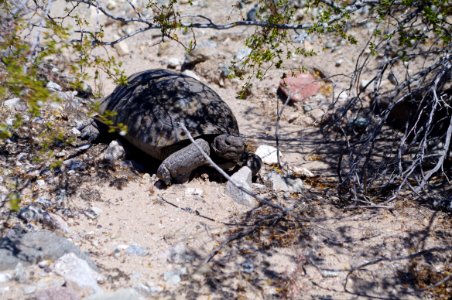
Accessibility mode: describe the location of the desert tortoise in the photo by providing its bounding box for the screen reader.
[98,69,260,185]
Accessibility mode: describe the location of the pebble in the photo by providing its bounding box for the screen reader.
[0,272,12,283]
[3,98,27,111]
[266,172,304,193]
[14,263,28,283]
[163,268,186,286]
[114,39,130,56]
[167,243,195,264]
[308,108,325,123]
[86,288,144,300]
[166,57,182,69]
[335,59,343,67]
[34,286,81,300]
[125,244,148,256]
[84,207,102,219]
[360,79,371,91]
[303,104,313,112]
[184,188,203,198]
[181,70,201,81]
[63,158,86,171]
[290,166,315,178]
[46,81,62,92]
[106,0,117,10]
[23,285,37,295]
[54,253,102,293]
[102,140,125,162]
[235,47,252,61]
[36,179,46,187]
[226,166,256,207]
[255,145,282,165]
[135,282,163,296]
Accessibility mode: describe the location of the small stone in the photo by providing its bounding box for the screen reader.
[114,38,130,56]
[266,172,289,192]
[166,57,182,69]
[63,158,86,171]
[164,268,186,286]
[279,72,321,102]
[335,59,343,67]
[14,263,28,283]
[36,179,46,187]
[102,140,125,162]
[226,166,256,207]
[0,272,12,283]
[285,177,304,193]
[182,42,216,69]
[54,253,102,293]
[56,91,77,102]
[303,104,313,112]
[46,81,62,92]
[34,286,81,300]
[291,166,315,178]
[360,79,371,91]
[241,260,254,273]
[167,243,195,264]
[125,244,148,256]
[84,207,102,219]
[181,70,201,81]
[235,47,252,62]
[308,108,325,123]
[135,282,163,296]
[265,172,304,193]
[3,98,27,111]
[184,188,203,198]
[86,288,144,300]
[106,0,117,10]
[255,145,282,165]
[23,285,37,295]
[38,260,52,269]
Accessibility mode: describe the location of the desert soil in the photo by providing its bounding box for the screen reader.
[0,1,451,299]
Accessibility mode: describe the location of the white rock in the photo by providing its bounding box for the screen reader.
[266,172,303,193]
[106,0,117,10]
[181,70,201,81]
[71,127,81,136]
[102,140,125,162]
[14,263,28,283]
[291,166,315,178]
[166,57,182,69]
[3,98,27,111]
[86,288,144,300]
[36,179,46,187]
[85,206,102,219]
[46,81,62,92]
[360,79,371,91]
[255,145,282,165]
[0,272,12,283]
[184,188,203,197]
[226,166,257,207]
[335,59,343,67]
[54,253,102,293]
[114,39,130,56]
[23,285,37,295]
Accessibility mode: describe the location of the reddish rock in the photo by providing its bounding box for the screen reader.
[278,73,321,102]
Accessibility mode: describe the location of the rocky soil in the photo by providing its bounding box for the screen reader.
[0,1,451,299]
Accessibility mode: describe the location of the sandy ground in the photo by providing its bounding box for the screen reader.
[1,1,451,299]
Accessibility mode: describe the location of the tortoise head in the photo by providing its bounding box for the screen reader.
[212,134,245,162]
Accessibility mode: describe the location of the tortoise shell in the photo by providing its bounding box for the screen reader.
[100,69,240,160]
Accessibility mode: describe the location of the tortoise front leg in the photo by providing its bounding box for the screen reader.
[157,139,210,185]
